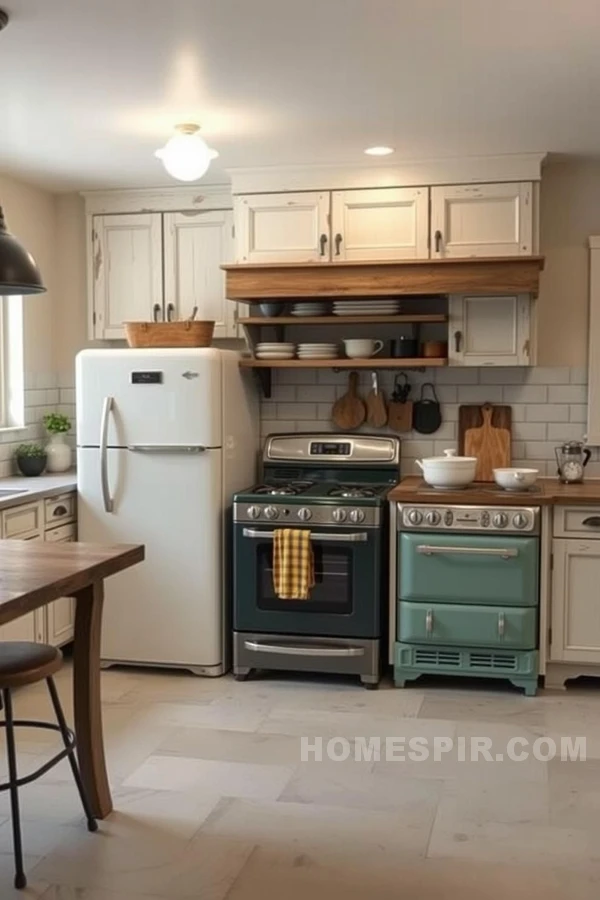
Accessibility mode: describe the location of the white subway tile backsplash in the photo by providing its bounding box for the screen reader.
[401,440,435,458]
[270,385,296,403]
[548,385,588,404]
[503,385,548,403]
[523,442,556,460]
[277,403,318,420]
[526,367,571,384]
[261,401,278,419]
[457,385,504,403]
[59,388,76,404]
[509,404,527,421]
[570,404,588,423]
[526,404,569,423]
[479,368,527,385]
[513,423,547,441]
[547,423,586,442]
[570,367,588,385]
[278,369,318,385]
[434,368,479,385]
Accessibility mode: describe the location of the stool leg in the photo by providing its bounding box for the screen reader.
[46,678,98,833]
[2,689,27,890]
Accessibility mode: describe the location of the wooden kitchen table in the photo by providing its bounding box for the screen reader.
[0,539,144,818]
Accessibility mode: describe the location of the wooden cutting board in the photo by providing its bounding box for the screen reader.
[459,403,512,482]
[331,371,366,430]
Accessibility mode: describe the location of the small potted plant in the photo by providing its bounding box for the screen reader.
[15,443,47,477]
[43,412,72,473]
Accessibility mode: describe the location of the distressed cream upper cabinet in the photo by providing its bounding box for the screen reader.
[431,182,533,258]
[551,538,600,665]
[92,213,163,339]
[164,211,235,339]
[234,192,330,263]
[448,294,531,366]
[330,188,429,261]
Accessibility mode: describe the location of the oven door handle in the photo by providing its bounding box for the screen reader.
[242,528,368,543]
[244,640,365,658]
[417,544,518,559]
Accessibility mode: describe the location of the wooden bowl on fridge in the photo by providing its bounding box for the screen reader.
[124,320,215,348]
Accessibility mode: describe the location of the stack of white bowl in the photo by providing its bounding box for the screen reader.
[291,302,329,317]
[255,342,296,360]
[297,343,339,360]
[333,299,401,316]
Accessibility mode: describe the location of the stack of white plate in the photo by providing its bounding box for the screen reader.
[255,342,296,360]
[297,343,339,360]
[333,300,401,316]
[291,302,329,317]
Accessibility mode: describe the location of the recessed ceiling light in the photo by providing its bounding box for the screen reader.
[364,146,395,156]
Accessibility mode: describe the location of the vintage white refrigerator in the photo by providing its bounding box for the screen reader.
[76,348,258,675]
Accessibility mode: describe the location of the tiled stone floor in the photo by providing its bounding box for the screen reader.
[0,664,599,898]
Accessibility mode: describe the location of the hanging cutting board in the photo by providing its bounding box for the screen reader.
[459,403,512,482]
[331,371,366,430]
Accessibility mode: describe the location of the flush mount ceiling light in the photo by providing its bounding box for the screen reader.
[155,123,219,182]
[364,146,395,156]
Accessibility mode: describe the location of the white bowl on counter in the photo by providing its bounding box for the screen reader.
[493,468,539,491]
[416,449,477,490]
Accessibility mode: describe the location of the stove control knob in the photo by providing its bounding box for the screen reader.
[297,507,312,522]
[247,505,261,520]
[264,505,279,520]
[513,512,528,530]
[425,510,441,526]
[332,508,347,523]
[407,509,423,526]
[493,512,508,529]
[349,508,365,524]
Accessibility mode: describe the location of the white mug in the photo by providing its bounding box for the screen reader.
[343,339,384,359]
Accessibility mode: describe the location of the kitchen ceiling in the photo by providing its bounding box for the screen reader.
[1,0,599,191]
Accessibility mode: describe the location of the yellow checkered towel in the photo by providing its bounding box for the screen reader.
[272,529,315,600]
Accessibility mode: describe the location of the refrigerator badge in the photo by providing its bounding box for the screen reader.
[182,371,199,380]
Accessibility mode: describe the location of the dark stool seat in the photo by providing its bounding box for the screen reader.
[0,642,62,688]
[0,641,97,890]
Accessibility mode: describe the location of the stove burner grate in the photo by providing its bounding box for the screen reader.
[328,485,377,499]
[253,480,314,496]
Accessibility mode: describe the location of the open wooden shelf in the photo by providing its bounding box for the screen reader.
[239,314,448,326]
[240,357,447,369]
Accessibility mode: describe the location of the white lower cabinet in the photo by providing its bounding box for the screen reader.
[448,294,531,366]
[45,522,76,647]
[551,538,600,665]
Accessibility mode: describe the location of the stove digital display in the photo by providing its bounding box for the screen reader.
[309,442,351,456]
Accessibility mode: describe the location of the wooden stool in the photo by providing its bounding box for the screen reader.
[0,642,97,890]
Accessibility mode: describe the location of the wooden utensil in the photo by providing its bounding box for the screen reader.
[460,403,512,482]
[331,371,366,430]
[388,372,413,433]
[366,372,387,428]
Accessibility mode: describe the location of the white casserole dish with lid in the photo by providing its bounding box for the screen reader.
[416,448,478,489]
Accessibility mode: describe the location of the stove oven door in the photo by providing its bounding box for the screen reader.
[234,524,382,638]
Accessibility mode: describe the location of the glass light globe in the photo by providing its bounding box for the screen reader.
[155,124,219,182]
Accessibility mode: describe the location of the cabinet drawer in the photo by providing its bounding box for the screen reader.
[45,493,76,527]
[398,601,537,649]
[45,522,77,543]
[554,506,600,539]
[2,501,42,539]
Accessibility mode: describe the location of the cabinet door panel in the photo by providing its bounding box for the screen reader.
[551,539,600,664]
[164,211,235,338]
[431,183,532,257]
[449,294,530,366]
[234,192,330,263]
[45,533,75,647]
[331,187,429,261]
[93,213,163,339]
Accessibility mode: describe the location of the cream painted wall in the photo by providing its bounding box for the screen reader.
[538,160,600,366]
[55,193,89,386]
[0,173,57,376]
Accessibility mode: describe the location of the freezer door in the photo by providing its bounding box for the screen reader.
[76,348,222,448]
[77,445,224,669]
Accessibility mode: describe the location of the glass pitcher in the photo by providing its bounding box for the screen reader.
[555,441,592,483]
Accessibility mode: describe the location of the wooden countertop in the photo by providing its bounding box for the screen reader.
[388,477,600,506]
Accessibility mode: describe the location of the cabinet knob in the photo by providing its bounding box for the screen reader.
[334,233,343,256]
[319,233,328,257]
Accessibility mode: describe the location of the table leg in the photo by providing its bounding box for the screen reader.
[72,580,112,818]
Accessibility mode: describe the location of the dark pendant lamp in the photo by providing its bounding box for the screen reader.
[0,11,45,296]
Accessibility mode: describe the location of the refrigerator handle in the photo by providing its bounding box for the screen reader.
[100,396,114,513]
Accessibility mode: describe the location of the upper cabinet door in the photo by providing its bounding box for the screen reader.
[331,187,429,261]
[431,182,533,258]
[93,213,163,339]
[234,192,330,263]
[448,294,531,366]
[164,211,235,339]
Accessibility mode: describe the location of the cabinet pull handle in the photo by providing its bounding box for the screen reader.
[434,229,443,253]
[53,505,68,517]
[153,303,162,322]
[334,233,343,256]
[426,609,434,634]
[167,303,175,322]
[319,233,328,256]
[454,330,463,353]
[582,516,600,527]
[498,613,505,637]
